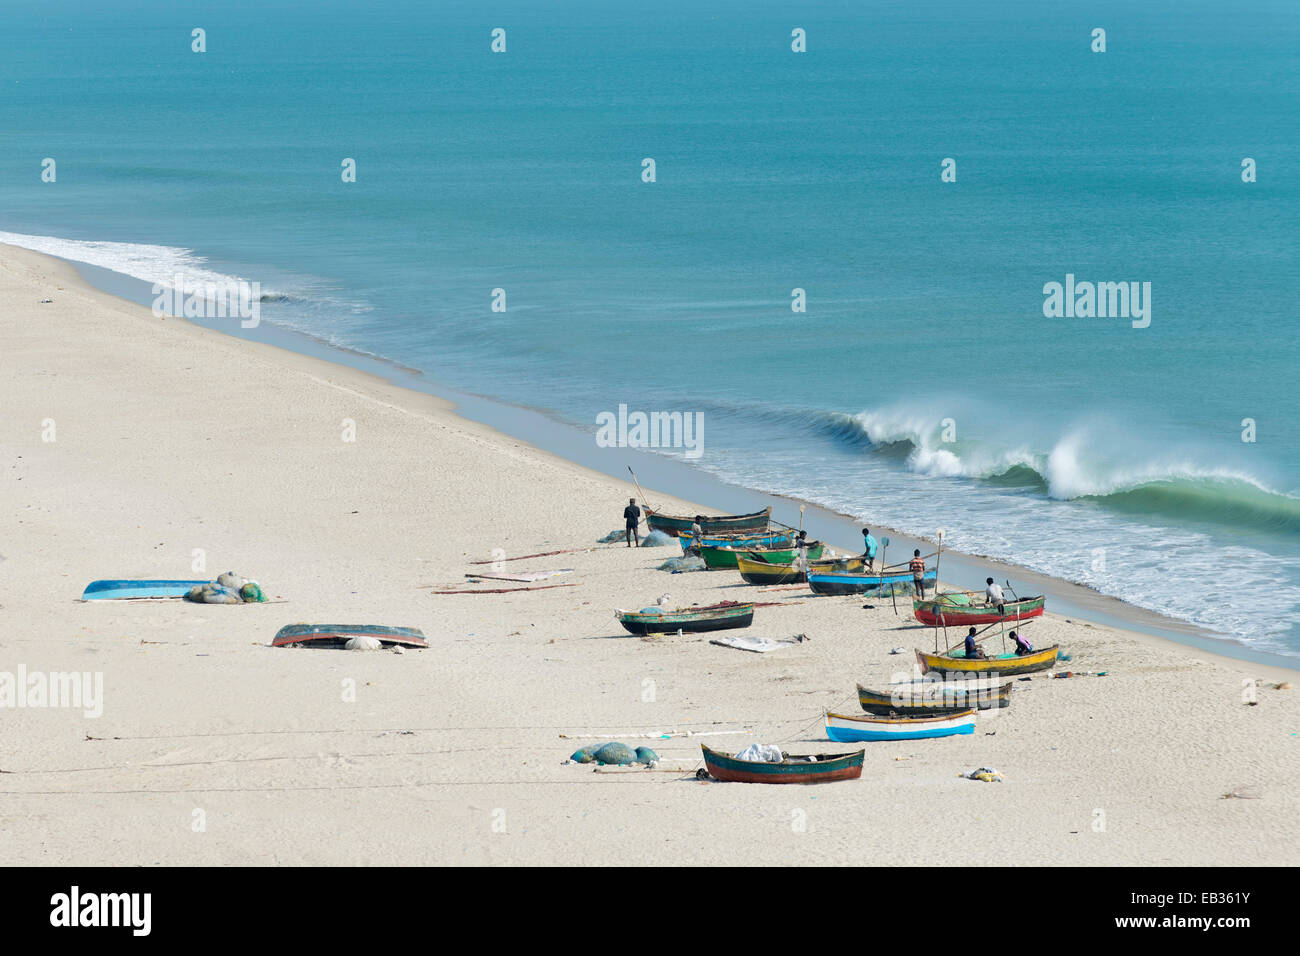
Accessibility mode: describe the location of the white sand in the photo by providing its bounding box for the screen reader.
[1,243,1295,865]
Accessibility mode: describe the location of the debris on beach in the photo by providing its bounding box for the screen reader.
[598,529,628,543]
[709,633,808,654]
[639,530,675,547]
[429,582,577,595]
[464,568,572,583]
[961,767,1004,783]
[1221,786,1262,800]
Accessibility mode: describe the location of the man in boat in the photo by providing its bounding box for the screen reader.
[623,498,641,548]
[1010,630,1033,655]
[686,516,705,555]
[909,549,927,598]
[861,528,878,571]
[794,530,810,574]
[963,626,986,659]
[984,577,1004,607]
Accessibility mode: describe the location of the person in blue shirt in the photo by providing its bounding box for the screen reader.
[963,626,985,659]
[861,528,878,571]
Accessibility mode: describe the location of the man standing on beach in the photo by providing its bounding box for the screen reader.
[623,498,641,548]
[909,549,927,598]
[861,528,877,571]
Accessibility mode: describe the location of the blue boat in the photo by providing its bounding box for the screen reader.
[807,566,936,596]
[81,579,211,601]
[825,710,976,742]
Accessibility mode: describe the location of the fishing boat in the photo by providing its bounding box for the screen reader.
[913,593,1046,627]
[272,624,429,649]
[736,553,862,585]
[615,601,754,635]
[915,644,1060,677]
[644,505,771,537]
[825,709,976,742]
[678,529,797,553]
[698,540,824,570]
[807,565,936,596]
[856,678,1012,715]
[81,579,211,601]
[700,744,864,784]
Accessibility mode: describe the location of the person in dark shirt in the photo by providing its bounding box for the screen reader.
[623,498,641,548]
[963,626,984,659]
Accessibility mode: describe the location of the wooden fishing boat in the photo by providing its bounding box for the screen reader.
[825,709,976,742]
[913,593,1046,627]
[678,529,797,553]
[700,744,864,784]
[736,553,862,585]
[272,624,429,649]
[915,644,1060,677]
[615,601,754,635]
[807,566,936,595]
[644,506,771,537]
[856,678,1012,715]
[81,579,211,601]
[699,541,824,570]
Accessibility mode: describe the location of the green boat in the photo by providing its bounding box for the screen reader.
[699,540,825,570]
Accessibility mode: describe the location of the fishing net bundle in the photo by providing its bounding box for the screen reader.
[656,555,707,573]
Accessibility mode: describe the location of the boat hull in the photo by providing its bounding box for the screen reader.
[808,569,936,595]
[81,579,212,600]
[645,507,771,536]
[915,645,1060,677]
[616,603,754,635]
[913,595,1046,627]
[701,745,864,784]
[825,710,976,742]
[272,624,429,649]
[857,680,1012,715]
[700,542,824,570]
[736,554,862,585]
[679,530,796,553]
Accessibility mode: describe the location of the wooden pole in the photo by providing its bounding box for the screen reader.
[627,466,653,513]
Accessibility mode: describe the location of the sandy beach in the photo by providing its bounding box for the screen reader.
[1,242,1295,867]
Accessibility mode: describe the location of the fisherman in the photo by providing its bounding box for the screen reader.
[623,498,641,548]
[1010,630,1033,655]
[794,530,810,572]
[909,549,927,598]
[963,626,985,659]
[686,516,705,555]
[861,527,878,572]
[984,577,1004,607]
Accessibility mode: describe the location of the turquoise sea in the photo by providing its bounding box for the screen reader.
[2,0,1298,656]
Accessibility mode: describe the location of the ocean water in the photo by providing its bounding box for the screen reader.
[2,0,1298,656]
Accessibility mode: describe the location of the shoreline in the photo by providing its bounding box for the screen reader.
[24,241,1297,676]
[3,238,1297,866]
